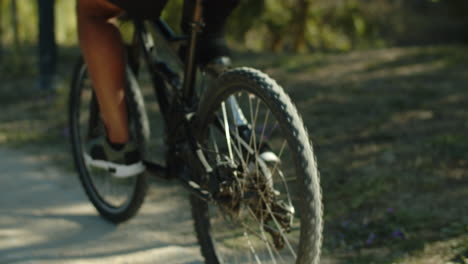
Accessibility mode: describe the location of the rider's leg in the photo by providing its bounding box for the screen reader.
[202,0,240,38]
[77,0,144,177]
[77,0,128,144]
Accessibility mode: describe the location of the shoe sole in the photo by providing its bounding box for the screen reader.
[83,153,146,178]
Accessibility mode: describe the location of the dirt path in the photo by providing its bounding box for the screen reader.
[0,147,203,264]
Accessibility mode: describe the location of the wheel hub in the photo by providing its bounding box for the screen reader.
[214,159,295,250]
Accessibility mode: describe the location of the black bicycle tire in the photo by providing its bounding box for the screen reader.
[191,67,323,264]
[69,57,150,223]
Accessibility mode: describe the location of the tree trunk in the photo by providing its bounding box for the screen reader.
[265,22,284,52]
[0,0,3,59]
[293,0,310,53]
[270,33,283,52]
[38,0,56,91]
[11,0,19,48]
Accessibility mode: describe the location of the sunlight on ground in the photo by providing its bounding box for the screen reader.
[0,227,48,249]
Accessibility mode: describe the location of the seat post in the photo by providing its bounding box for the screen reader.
[182,0,204,106]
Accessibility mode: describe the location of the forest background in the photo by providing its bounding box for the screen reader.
[1,0,468,54]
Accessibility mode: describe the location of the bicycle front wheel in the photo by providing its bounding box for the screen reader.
[69,58,150,223]
[191,68,323,264]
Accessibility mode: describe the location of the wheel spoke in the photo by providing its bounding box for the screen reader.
[270,140,287,180]
[243,231,263,264]
[257,110,271,152]
[247,207,285,264]
[246,95,261,167]
[238,216,282,264]
[210,126,222,163]
[257,189,298,259]
[276,170,294,220]
[221,102,234,162]
[232,94,249,171]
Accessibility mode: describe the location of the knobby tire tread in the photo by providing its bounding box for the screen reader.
[191,67,323,264]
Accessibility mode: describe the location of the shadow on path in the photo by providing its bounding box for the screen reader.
[0,148,203,264]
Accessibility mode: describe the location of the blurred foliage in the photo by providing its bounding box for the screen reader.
[0,0,76,47]
[160,0,184,32]
[0,0,76,74]
[227,0,468,52]
[0,0,467,58]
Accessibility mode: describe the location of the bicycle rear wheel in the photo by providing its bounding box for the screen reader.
[69,58,150,223]
[191,68,323,263]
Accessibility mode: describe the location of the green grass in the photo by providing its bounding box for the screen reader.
[236,46,468,263]
[0,46,75,168]
[1,44,467,263]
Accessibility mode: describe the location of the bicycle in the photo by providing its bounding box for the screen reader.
[69,1,323,263]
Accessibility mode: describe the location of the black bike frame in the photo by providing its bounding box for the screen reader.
[133,0,204,123]
[130,0,215,201]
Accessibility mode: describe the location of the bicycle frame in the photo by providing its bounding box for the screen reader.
[133,0,203,116]
[133,19,188,124]
[124,0,213,199]
[128,0,250,201]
